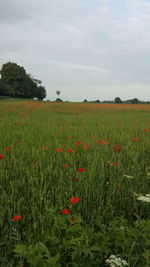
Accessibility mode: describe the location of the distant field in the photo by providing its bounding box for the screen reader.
[0,101,150,266]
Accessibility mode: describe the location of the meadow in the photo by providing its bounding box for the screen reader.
[0,100,150,267]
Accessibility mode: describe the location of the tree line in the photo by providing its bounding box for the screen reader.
[83,97,150,104]
[0,62,46,100]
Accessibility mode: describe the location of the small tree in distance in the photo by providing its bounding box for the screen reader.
[114,97,122,103]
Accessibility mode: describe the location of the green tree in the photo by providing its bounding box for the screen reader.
[0,79,14,97]
[36,86,46,100]
[114,97,122,103]
[0,62,47,99]
[131,98,138,104]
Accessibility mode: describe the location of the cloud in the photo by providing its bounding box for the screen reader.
[0,0,150,101]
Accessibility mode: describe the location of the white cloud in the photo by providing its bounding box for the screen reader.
[0,0,150,101]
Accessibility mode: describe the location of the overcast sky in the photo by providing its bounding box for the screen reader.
[0,0,150,101]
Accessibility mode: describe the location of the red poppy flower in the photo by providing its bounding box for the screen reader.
[68,149,73,152]
[14,122,21,125]
[73,178,78,182]
[134,138,138,141]
[56,148,61,152]
[64,164,68,167]
[97,140,103,143]
[62,208,70,215]
[12,215,23,221]
[0,155,4,159]
[114,162,118,166]
[143,128,148,132]
[72,217,76,222]
[5,147,11,151]
[42,146,47,151]
[76,141,81,146]
[70,197,80,204]
[77,168,85,172]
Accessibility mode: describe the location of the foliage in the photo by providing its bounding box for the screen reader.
[0,62,46,100]
[114,97,122,103]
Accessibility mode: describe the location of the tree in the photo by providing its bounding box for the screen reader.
[0,79,14,97]
[83,99,88,103]
[114,97,122,103]
[131,98,138,104]
[56,98,63,102]
[36,86,46,100]
[0,62,47,99]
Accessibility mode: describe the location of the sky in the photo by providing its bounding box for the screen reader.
[0,0,150,102]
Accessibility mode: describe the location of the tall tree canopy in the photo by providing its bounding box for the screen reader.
[0,62,46,100]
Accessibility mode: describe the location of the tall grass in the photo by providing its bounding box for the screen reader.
[0,101,150,266]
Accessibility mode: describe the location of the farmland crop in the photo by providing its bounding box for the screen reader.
[0,101,150,266]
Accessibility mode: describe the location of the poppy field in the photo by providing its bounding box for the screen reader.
[0,100,150,266]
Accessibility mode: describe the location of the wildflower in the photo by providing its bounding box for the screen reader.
[56,148,61,152]
[62,208,70,215]
[42,146,47,151]
[68,149,73,152]
[137,194,150,203]
[76,141,81,146]
[12,215,23,221]
[105,255,128,266]
[5,147,11,151]
[77,168,85,172]
[97,140,103,143]
[134,138,138,141]
[143,128,148,132]
[114,162,118,166]
[14,122,21,125]
[64,164,68,167]
[73,178,78,182]
[70,197,80,204]
[72,217,76,222]
[0,155,4,159]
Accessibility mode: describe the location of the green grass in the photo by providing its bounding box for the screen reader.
[0,101,150,266]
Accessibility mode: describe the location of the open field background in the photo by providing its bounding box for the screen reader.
[0,101,150,266]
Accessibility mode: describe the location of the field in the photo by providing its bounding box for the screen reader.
[0,101,150,267]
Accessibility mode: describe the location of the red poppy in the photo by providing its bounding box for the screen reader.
[42,146,47,151]
[62,208,70,215]
[12,215,23,221]
[73,178,78,182]
[56,148,61,152]
[64,164,68,167]
[76,141,81,146]
[134,138,138,141]
[5,147,11,151]
[70,197,80,204]
[72,217,76,222]
[77,168,85,172]
[114,162,118,166]
[0,155,4,159]
[143,128,148,132]
[68,149,73,152]
[14,122,21,125]
[97,140,103,143]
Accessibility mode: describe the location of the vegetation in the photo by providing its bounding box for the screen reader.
[0,101,150,266]
[0,62,46,100]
